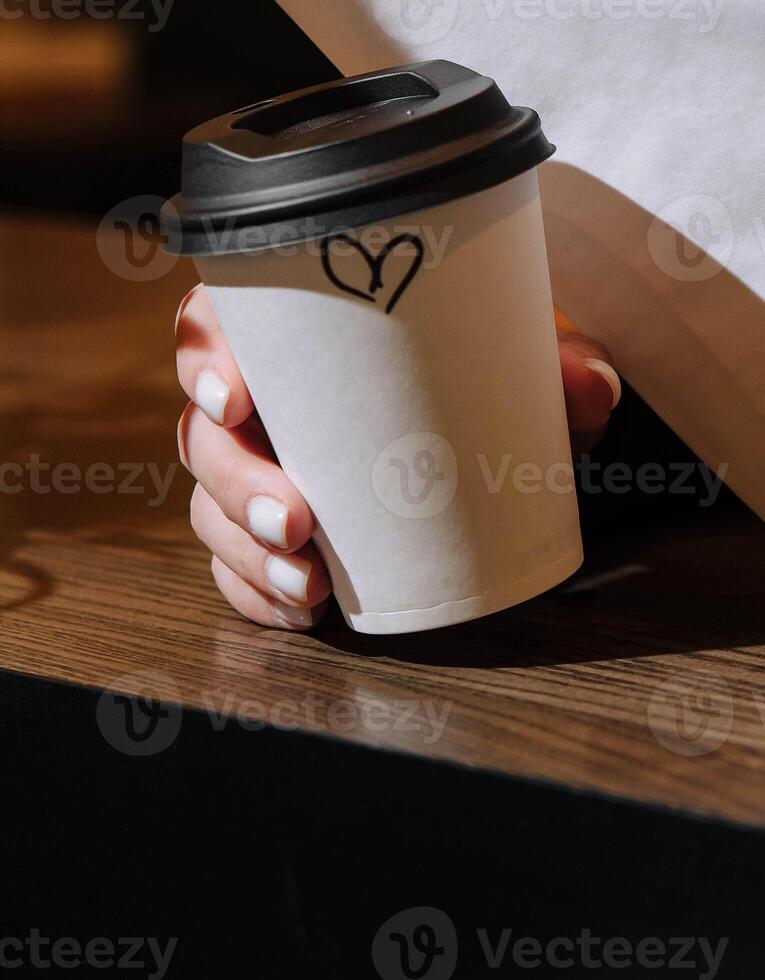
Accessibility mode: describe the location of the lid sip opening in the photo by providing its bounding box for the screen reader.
[162,60,555,256]
[232,71,438,138]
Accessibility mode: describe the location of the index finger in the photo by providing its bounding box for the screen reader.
[175,283,255,427]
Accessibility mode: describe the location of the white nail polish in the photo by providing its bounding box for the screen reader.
[247,495,289,548]
[266,554,311,602]
[272,600,314,628]
[195,369,229,424]
[583,358,622,409]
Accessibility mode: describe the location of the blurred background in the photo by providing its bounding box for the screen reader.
[1,0,339,215]
[0,0,744,538]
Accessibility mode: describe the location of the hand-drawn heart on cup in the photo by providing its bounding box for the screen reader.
[320,232,425,314]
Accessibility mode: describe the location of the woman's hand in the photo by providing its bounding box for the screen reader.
[175,285,620,630]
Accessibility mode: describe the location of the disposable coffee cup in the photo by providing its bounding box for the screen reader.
[163,60,583,634]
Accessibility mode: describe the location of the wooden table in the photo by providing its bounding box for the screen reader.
[2,216,764,977]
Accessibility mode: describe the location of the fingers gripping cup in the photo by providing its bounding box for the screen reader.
[163,60,583,634]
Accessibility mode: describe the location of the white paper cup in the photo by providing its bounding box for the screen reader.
[193,168,581,633]
[166,60,583,633]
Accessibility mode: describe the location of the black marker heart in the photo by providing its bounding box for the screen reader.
[320,232,425,315]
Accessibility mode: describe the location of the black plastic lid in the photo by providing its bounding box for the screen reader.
[162,60,554,256]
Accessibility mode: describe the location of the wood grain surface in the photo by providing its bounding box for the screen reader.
[1,216,764,826]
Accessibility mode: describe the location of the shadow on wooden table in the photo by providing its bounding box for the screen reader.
[2,216,763,673]
[0,216,197,612]
[318,500,765,669]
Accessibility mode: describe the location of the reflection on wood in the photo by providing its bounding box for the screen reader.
[1,217,764,826]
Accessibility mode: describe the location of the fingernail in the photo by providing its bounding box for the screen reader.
[195,369,229,424]
[247,495,289,549]
[583,358,621,409]
[272,600,315,628]
[266,554,311,602]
